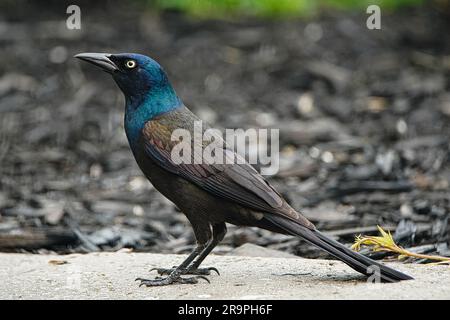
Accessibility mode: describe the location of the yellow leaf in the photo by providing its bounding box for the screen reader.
[352,226,450,265]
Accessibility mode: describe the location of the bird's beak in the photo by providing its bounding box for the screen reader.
[74,52,118,73]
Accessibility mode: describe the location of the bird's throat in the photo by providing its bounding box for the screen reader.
[124,87,182,147]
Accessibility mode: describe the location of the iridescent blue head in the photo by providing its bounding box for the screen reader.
[75,52,182,144]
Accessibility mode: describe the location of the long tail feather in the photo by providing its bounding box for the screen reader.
[264,214,413,282]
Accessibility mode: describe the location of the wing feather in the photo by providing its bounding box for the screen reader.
[140,107,310,226]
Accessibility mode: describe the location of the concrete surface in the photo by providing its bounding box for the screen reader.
[227,243,297,258]
[1,251,449,299]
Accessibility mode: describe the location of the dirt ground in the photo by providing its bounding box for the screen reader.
[0,2,449,262]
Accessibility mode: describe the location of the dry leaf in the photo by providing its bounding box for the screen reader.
[48,259,68,265]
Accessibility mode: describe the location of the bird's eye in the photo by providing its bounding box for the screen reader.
[125,60,137,69]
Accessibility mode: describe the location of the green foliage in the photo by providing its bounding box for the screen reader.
[151,0,425,18]
[324,0,424,10]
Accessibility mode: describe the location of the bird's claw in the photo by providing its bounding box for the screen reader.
[150,266,220,276]
[203,267,220,275]
[135,275,210,287]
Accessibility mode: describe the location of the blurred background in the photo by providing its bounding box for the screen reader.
[0,0,449,262]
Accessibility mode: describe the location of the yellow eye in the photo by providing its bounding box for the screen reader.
[125,60,136,69]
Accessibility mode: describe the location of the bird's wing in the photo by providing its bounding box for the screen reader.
[140,109,311,225]
[142,121,281,212]
[142,110,314,228]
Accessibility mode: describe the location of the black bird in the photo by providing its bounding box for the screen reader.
[75,52,413,286]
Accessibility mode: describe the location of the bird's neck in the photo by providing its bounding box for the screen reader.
[124,86,182,147]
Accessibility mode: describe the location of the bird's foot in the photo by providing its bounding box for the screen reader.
[150,266,220,276]
[136,274,210,287]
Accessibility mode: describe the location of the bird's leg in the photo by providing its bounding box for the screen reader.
[136,244,209,287]
[186,223,227,275]
[137,220,214,286]
[147,243,205,275]
[154,223,227,276]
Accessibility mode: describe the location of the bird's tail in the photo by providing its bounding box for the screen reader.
[264,214,413,282]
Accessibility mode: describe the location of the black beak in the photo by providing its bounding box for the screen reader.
[74,52,118,73]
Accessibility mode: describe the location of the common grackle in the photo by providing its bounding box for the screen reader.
[75,52,413,286]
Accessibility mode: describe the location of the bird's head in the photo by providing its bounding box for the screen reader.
[75,52,180,112]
